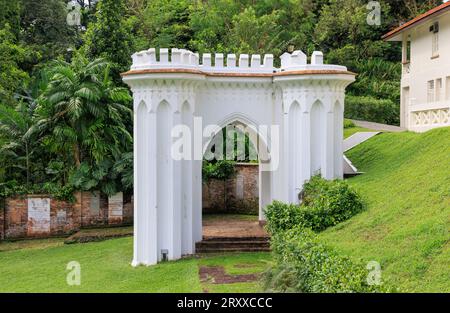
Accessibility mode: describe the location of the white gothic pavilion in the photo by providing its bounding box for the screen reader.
[122,48,355,266]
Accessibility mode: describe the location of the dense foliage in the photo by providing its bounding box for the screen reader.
[265,176,365,233]
[202,160,236,181]
[263,225,392,292]
[0,0,443,197]
[263,177,390,292]
[345,95,399,125]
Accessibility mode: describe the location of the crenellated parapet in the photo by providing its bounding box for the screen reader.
[130,48,273,73]
[125,48,353,76]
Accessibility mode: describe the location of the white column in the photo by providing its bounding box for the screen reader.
[322,97,335,179]
[181,106,194,255]
[170,110,182,260]
[192,159,202,243]
[192,114,203,243]
[133,100,158,266]
[284,110,295,203]
[334,97,344,178]
[259,167,271,220]
[300,108,311,184]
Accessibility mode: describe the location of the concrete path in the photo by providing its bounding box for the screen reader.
[350,119,406,132]
[344,131,380,152]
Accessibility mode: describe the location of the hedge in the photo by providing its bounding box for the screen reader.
[345,95,399,125]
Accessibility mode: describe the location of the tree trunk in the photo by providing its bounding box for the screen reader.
[25,142,30,185]
[73,143,81,167]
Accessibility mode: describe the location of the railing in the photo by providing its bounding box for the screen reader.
[409,101,450,130]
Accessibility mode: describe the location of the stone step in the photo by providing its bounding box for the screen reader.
[196,242,270,249]
[196,236,271,253]
[202,236,270,242]
[196,247,271,253]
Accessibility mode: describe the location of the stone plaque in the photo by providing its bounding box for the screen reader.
[90,191,100,215]
[108,192,123,217]
[236,175,244,199]
[56,209,66,225]
[28,198,50,234]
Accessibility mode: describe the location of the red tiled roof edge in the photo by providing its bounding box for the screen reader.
[382,2,450,40]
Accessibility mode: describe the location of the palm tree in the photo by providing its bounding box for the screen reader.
[29,56,132,194]
[0,101,36,185]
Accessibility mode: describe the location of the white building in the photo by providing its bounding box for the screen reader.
[122,48,354,266]
[383,1,450,132]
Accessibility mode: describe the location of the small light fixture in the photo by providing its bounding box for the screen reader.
[287,43,295,53]
[161,249,168,262]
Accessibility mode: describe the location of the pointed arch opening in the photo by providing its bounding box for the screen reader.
[201,116,272,235]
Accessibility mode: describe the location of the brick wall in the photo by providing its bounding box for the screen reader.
[203,163,259,214]
[1,191,133,240]
[5,197,28,238]
[80,191,109,227]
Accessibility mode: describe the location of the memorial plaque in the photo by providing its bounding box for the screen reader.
[109,192,123,217]
[236,175,244,199]
[90,191,100,215]
[56,209,66,225]
[28,198,50,234]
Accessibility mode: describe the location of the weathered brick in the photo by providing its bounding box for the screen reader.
[1,190,133,240]
[203,163,259,214]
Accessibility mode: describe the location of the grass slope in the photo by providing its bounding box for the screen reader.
[0,237,270,292]
[344,126,375,139]
[320,127,450,292]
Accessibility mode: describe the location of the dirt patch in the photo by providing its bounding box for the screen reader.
[199,265,259,284]
[64,226,133,244]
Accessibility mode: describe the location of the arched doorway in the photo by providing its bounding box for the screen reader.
[200,120,270,240]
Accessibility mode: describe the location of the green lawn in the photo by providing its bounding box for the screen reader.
[320,127,450,292]
[0,236,270,293]
[1,128,449,293]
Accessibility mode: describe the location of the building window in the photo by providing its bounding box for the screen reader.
[430,22,439,57]
[435,78,442,102]
[427,80,435,103]
[402,39,411,63]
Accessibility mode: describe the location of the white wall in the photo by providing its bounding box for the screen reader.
[400,12,450,131]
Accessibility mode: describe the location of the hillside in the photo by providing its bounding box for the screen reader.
[320,127,450,292]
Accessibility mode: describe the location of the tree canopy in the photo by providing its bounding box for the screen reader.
[0,0,443,197]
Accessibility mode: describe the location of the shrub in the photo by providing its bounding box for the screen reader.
[263,225,391,293]
[202,160,236,181]
[344,119,355,129]
[345,95,399,125]
[301,176,365,231]
[264,201,304,234]
[0,180,75,202]
[264,176,365,233]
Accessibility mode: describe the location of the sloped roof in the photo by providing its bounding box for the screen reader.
[382,2,450,41]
